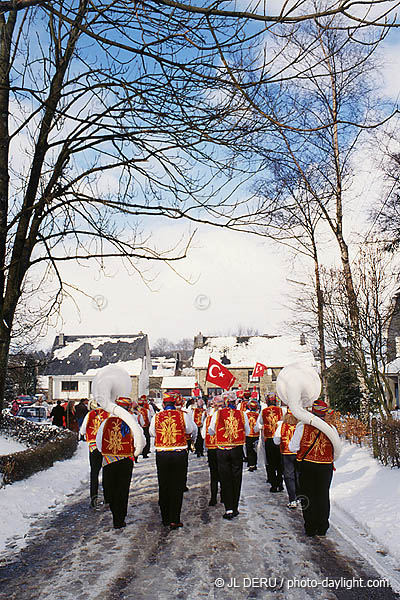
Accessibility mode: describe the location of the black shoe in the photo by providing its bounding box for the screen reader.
[277,485,284,492]
[232,510,239,517]
[248,466,255,472]
[305,529,316,537]
[223,512,234,520]
[270,487,278,493]
[209,499,217,506]
[114,522,126,529]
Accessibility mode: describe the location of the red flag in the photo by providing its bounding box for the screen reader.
[252,362,267,378]
[206,357,236,391]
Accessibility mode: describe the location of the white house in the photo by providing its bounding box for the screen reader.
[46,333,151,402]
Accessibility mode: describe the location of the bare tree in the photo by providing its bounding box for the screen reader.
[226,14,392,421]
[0,1,398,416]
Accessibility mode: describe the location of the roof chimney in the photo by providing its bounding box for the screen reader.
[194,332,205,349]
[58,333,65,346]
[300,333,306,346]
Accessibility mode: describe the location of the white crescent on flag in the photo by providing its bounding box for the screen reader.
[209,364,222,378]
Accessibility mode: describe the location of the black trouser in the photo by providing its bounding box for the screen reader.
[265,438,283,488]
[89,449,103,503]
[102,458,133,528]
[298,460,333,535]
[142,426,151,457]
[195,427,204,456]
[156,450,187,524]
[207,448,220,502]
[281,454,299,502]
[245,436,258,468]
[216,446,243,513]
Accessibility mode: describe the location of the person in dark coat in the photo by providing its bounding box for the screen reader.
[50,400,65,427]
[65,400,79,432]
[75,398,89,429]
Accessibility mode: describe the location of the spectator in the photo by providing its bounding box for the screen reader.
[11,399,20,416]
[75,398,89,430]
[50,400,65,427]
[65,400,79,432]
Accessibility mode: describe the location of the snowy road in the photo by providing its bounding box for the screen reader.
[0,452,399,600]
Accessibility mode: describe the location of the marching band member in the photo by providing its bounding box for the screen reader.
[255,395,284,492]
[149,392,194,529]
[96,396,144,529]
[273,409,299,508]
[201,396,223,506]
[289,399,336,536]
[137,394,154,458]
[192,398,206,457]
[208,391,250,520]
[80,398,109,507]
[175,392,196,492]
[245,400,260,472]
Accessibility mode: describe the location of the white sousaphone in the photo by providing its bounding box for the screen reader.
[276,362,341,460]
[92,364,145,457]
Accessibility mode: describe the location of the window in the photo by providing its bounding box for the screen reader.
[61,381,78,391]
[271,369,280,382]
[207,387,224,397]
[248,370,260,383]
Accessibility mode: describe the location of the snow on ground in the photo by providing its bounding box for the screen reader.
[0,440,88,556]
[0,435,27,455]
[0,435,399,570]
[331,441,400,563]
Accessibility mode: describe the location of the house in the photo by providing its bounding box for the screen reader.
[384,293,400,408]
[45,333,150,402]
[192,332,315,399]
[160,375,196,399]
[148,356,177,399]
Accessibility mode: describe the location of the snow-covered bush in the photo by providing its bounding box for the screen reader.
[0,413,78,485]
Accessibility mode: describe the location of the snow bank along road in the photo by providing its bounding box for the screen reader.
[0,452,399,600]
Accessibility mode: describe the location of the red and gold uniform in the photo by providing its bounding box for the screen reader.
[280,422,296,455]
[215,407,246,448]
[289,400,336,537]
[154,409,187,450]
[258,404,284,491]
[100,416,135,459]
[150,398,193,527]
[261,405,283,440]
[84,408,109,451]
[95,398,136,529]
[208,401,250,518]
[297,425,334,464]
[246,410,259,438]
[203,414,217,450]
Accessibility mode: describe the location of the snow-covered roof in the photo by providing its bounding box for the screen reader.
[193,335,315,369]
[151,356,176,376]
[161,376,196,389]
[386,357,400,374]
[46,334,148,376]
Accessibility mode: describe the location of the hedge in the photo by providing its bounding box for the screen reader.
[0,412,78,485]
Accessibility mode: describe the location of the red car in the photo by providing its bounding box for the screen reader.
[16,395,35,407]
